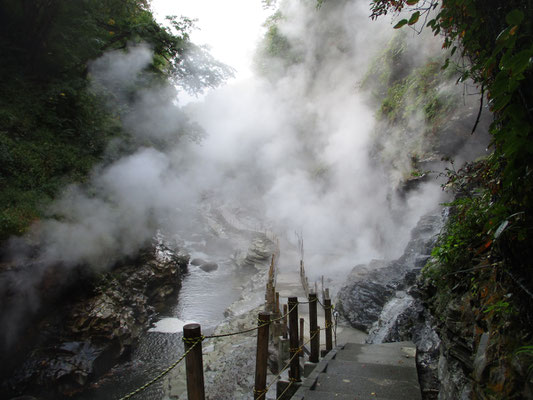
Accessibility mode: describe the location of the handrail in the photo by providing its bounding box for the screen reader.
[117,244,337,400]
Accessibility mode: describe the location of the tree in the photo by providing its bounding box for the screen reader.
[0,0,232,240]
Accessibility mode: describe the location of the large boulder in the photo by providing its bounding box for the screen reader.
[200,262,218,272]
[337,213,443,332]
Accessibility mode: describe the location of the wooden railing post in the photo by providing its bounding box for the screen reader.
[254,312,271,400]
[183,324,205,400]
[288,297,301,382]
[309,293,319,363]
[299,318,304,358]
[283,304,288,339]
[324,297,333,352]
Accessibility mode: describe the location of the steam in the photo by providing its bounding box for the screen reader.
[0,0,489,348]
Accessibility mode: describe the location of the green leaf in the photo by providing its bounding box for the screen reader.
[406,0,419,5]
[394,19,408,29]
[496,27,512,44]
[509,50,533,75]
[505,9,524,26]
[492,93,512,112]
[500,50,514,70]
[408,11,420,25]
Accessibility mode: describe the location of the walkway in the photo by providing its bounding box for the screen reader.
[293,341,421,400]
[274,247,366,346]
[273,248,422,400]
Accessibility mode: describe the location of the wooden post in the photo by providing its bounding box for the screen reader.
[254,312,271,400]
[299,318,304,358]
[288,297,301,382]
[324,298,333,352]
[183,324,205,400]
[309,293,319,363]
[283,304,288,339]
[276,292,280,314]
[265,283,271,311]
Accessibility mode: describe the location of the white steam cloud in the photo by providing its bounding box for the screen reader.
[1,0,489,347]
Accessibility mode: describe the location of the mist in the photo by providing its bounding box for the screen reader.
[0,0,489,348]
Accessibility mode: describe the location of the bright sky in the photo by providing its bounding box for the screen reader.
[151,0,272,82]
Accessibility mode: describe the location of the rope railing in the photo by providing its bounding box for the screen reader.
[117,339,201,400]
[116,286,295,399]
[117,249,339,400]
[256,328,321,400]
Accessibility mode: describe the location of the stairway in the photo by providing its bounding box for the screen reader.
[292,341,422,400]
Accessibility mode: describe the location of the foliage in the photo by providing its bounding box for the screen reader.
[369,0,533,312]
[369,0,533,191]
[254,9,303,78]
[379,60,457,126]
[0,0,231,241]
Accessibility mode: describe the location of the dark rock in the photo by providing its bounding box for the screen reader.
[190,258,206,266]
[3,234,189,399]
[337,278,394,332]
[337,212,444,332]
[200,262,218,272]
[242,234,278,268]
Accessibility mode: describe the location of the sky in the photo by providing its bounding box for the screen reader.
[151,0,272,82]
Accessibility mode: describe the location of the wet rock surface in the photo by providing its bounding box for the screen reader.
[337,213,444,332]
[3,234,189,399]
[199,261,218,272]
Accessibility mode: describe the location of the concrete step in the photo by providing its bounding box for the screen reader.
[325,359,419,382]
[335,341,417,367]
[290,342,422,400]
[302,391,396,400]
[313,370,421,398]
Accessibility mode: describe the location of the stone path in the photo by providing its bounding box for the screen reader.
[274,250,422,400]
[293,341,422,400]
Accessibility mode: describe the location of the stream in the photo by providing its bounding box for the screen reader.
[70,203,271,400]
[74,211,264,400]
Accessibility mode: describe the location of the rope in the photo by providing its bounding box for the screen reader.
[204,303,298,340]
[276,380,293,399]
[117,338,201,400]
[255,328,320,400]
[333,310,338,347]
[182,336,205,344]
[253,387,268,396]
[298,297,318,305]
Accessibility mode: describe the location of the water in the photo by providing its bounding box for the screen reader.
[75,251,252,400]
[367,291,414,344]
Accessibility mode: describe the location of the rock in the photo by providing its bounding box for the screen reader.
[199,262,218,272]
[242,234,278,268]
[337,278,394,332]
[190,258,206,266]
[4,233,189,399]
[473,332,490,382]
[337,212,444,332]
